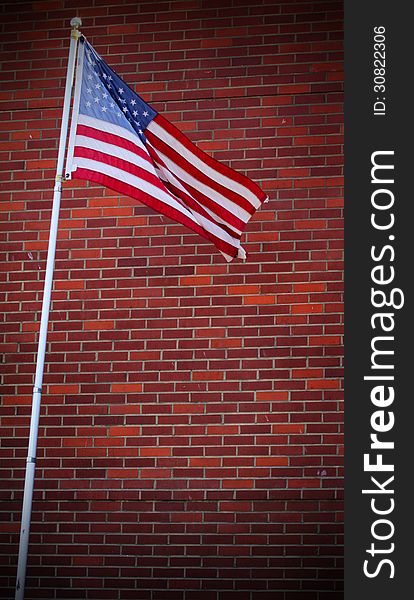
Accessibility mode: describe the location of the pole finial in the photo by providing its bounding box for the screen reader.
[70,17,82,29]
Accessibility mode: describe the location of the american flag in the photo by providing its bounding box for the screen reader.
[66,37,268,262]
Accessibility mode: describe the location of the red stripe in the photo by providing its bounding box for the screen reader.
[74,145,240,240]
[146,131,256,216]
[146,145,246,232]
[154,164,241,241]
[150,114,267,202]
[75,167,239,259]
[74,146,168,193]
[76,124,151,165]
[74,132,244,248]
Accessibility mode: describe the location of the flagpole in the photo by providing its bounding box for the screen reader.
[15,17,82,600]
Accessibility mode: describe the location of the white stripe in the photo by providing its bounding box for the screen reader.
[77,114,145,152]
[75,134,155,176]
[147,119,262,209]
[146,141,251,223]
[75,157,240,251]
[77,114,248,240]
[75,157,198,223]
[187,206,241,252]
[153,158,243,236]
[221,251,233,262]
[237,246,247,260]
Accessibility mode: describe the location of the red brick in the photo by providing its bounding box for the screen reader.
[222,480,254,489]
[173,403,205,413]
[111,383,143,393]
[108,24,138,35]
[310,335,341,345]
[307,379,341,390]
[292,368,324,379]
[256,457,289,466]
[84,320,115,331]
[107,469,138,478]
[271,424,305,434]
[189,457,221,467]
[211,338,242,348]
[291,303,324,314]
[201,38,233,48]
[2,395,32,405]
[228,284,260,295]
[180,275,212,286]
[48,384,79,394]
[140,447,172,457]
[108,426,141,437]
[192,371,224,381]
[256,391,289,401]
[243,295,276,305]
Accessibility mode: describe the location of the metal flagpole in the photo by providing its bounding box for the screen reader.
[15,17,82,600]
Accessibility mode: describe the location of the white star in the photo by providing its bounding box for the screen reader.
[130,99,136,106]
[122,106,128,112]
[143,111,149,117]
[108,75,113,81]
[86,101,91,107]
[95,83,100,89]
[133,110,138,117]
[119,98,126,104]
[102,92,108,99]
[117,112,122,117]
[138,129,143,135]
[118,88,124,94]
[87,88,92,94]
[87,74,93,80]
[102,73,107,79]
[136,122,141,126]
[101,106,107,112]
[110,102,115,108]
[94,96,100,103]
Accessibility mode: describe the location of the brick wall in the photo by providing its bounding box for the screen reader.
[0,1,344,598]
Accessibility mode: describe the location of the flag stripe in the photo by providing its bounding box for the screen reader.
[75,136,156,178]
[146,146,246,233]
[74,156,243,256]
[78,114,145,151]
[75,133,245,235]
[75,166,237,260]
[76,123,151,165]
[74,146,168,191]
[74,135,243,240]
[148,114,267,207]
[152,159,242,239]
[74,155,202,223]
[75,145,242,240]
[74,119,246,243]
[146,130,256,218]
